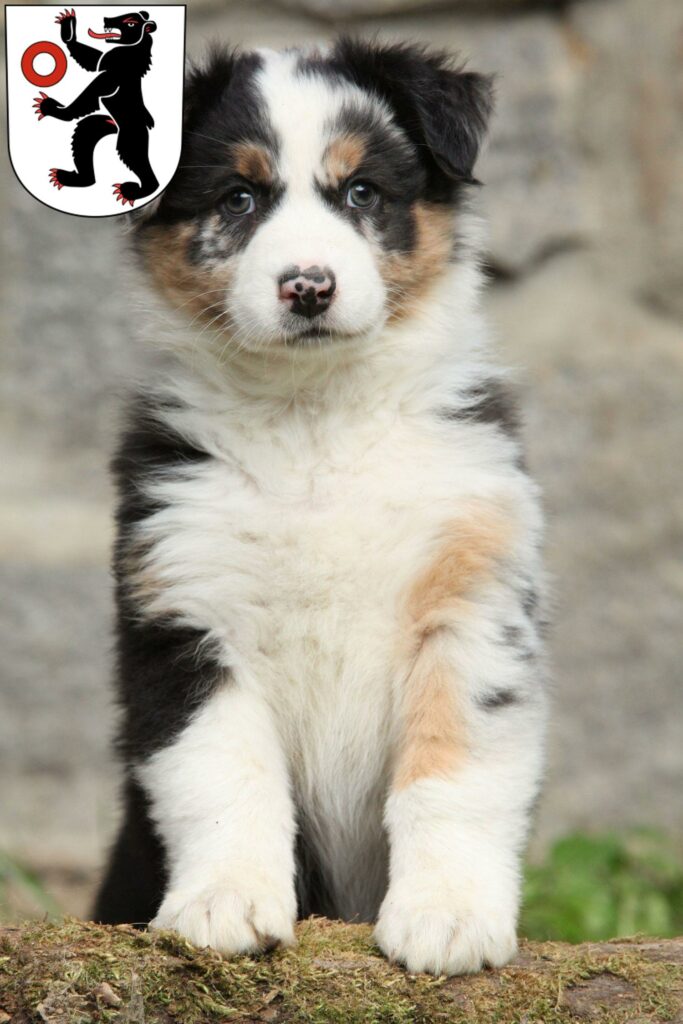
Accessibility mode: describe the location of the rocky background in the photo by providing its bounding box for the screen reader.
[1,0,682,917]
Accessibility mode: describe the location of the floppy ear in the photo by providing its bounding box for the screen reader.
[182,46,238,129]
[333,38,494,184]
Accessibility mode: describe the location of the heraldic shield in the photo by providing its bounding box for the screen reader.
[6,5,185,216]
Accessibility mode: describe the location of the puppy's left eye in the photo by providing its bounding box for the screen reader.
[224,189,256,216]
[346,181,378,210]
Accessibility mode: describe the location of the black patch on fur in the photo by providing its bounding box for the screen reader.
[95,396,226,925]
[522,585,539,620]
[502,624,525,647]
[144,47,281,233]
[92,777,167,925]
[316,102,423,255]
[183,171,285,265]
[500,624,535,662]
[112,394,207,524]
[313,38,494,203]
[111,395,223,764]
[457,378,522,438]
[478,688,521,710]
[517,581,550,640]
[115,612,224,763]
[444,377,527,469]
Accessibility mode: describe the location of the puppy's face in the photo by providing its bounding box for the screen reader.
[136,41,492,354]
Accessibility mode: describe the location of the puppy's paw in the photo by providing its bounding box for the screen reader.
[152,871,296,956]
[374,883,517,976]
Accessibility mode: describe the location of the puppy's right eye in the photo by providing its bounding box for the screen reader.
[346,181,378,210]
[223,188,256,217]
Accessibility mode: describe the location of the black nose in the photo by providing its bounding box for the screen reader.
[278,265,336,319]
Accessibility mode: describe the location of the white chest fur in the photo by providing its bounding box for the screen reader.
[134,382,517,905]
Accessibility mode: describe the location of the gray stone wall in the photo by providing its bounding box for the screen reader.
[1,0,682,914]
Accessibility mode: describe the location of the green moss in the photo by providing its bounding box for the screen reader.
[5,829,683,945]
[0,918,681,1024]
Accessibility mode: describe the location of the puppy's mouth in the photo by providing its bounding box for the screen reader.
[284,326,358,347]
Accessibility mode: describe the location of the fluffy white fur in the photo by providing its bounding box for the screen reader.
[131,48,547,975]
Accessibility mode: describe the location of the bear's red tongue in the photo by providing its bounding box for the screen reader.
[88,27,120,39]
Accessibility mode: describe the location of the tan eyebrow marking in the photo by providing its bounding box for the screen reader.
[323,132,366,188]
[232,141,274,185]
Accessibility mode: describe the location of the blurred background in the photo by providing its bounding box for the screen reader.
[1,0,682,940]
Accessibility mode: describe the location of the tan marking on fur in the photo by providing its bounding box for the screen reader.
[406,505,513,638]
[324,133,366,187]
[380,202,454,322]
[232,142,274,186]
[392,505,513,790]
[140,221,232,324]
[393,643,467,790]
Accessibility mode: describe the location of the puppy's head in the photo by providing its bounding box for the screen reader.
[135,40,493,354]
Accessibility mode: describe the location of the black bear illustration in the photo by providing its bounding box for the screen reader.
[34,9,159,206]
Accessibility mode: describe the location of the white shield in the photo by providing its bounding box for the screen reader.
[6,5,185,216]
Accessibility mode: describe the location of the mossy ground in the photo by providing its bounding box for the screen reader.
[0,918,681,1023]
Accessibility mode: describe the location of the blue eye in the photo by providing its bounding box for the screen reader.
[346,181,378,210]
[224,188,256,216]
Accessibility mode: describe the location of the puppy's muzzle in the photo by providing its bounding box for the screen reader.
[278,265,336,320]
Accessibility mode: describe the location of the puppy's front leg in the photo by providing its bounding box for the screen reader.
[376,630,544,975]
[139,682,297,955]
[376,511,546,975]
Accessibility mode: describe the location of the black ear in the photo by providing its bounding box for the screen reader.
[183,45,238,128]
[139,10,150,18]
[332,38,494,184]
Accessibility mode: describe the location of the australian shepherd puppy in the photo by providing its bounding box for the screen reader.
[93,38,547,977]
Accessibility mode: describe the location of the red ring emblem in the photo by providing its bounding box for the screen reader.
[21,41,67,88]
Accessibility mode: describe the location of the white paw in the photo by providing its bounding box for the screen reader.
[374,883,517,976]
[151,871,296,956]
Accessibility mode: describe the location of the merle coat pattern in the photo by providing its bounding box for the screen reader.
[92,39,548,977]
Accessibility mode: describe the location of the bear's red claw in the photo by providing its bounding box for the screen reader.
[49,168,63,190]
[112,184,135,207]
[33,93,48,120]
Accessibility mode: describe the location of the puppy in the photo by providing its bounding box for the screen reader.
[93,38,547,977]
